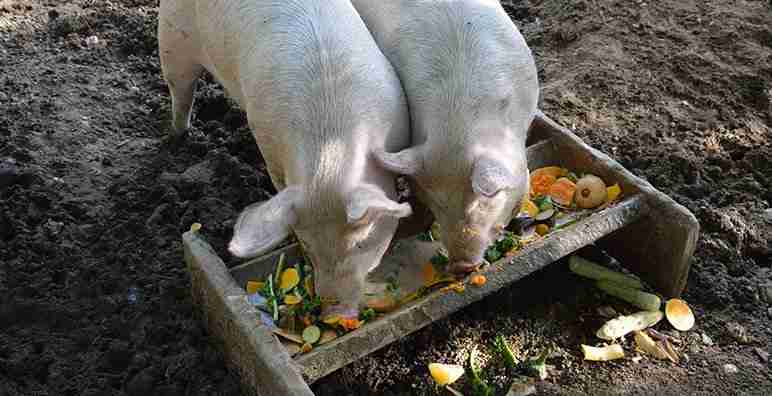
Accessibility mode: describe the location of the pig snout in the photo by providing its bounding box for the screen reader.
[445,224,491,274]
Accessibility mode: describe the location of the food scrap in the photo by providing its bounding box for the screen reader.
[568,255,643,290]
[244,253,379,357]
[574,175,607,209]
[596,310,663,341]
[470,274,487,287]
[490,166,625,262]
[428,363,465,386]
[246,280,263,295]
[566,252,696,367]
[547,177,576,206]
[665,298,695,331]
[596,280,662,311]
[279,267,300,291]
[581,344,625,361]
[633,330,677,362]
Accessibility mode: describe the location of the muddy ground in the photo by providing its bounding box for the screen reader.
[1,0,770,395]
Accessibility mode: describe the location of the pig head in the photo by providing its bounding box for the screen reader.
[228,180,412,318]
[353,0,540,273]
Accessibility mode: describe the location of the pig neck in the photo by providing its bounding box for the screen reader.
[235,3,401,224]
[281,114,393,227]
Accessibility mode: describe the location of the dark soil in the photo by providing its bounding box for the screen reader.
[1,0,770,395]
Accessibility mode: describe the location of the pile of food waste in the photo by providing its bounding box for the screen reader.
[243,253,377,356]
[424,254,697,396]
[568,254,696,364]
[242,166,625,356]
[512,166,621,241]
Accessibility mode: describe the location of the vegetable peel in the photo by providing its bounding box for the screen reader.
[581,344,624,361]
[596,280,661,311]
[633,330,673,361]
[428,363,464,386]
[665,298,695,331]
[596,310,663,340]
[569,255,644,290]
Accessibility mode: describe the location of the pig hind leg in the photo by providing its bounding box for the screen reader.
[159,19,203,136]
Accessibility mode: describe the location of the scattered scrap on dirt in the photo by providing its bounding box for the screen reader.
[1,0,771,395]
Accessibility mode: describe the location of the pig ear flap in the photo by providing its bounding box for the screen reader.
[372,146,422,176]
[346,184,412,224]
[472,156,518,197]
[228,186,303,258]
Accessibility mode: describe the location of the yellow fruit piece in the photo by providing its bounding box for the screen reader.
[665,298,695,331]
[280,268,300,291]
[322,315,341,325]
[189,222,202,232]
[245,281,263,295]
[581,344,624,361]
[284,295,302,305]
[535,224,550,236]
[470,274,487,287]
[607,183,622,202]
[428,363,465,386]
[521,198,540,217]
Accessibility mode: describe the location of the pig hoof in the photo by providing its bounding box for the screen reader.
[161,128,189,147]
[321,305,359,321]
[448,260,479,275]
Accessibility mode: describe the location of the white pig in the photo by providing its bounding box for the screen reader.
[351,0,540,273]
[159,0,412,318]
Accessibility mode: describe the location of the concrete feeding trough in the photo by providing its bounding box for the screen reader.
[182,111,699,395]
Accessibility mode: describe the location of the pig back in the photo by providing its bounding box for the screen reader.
[222,1,410,188]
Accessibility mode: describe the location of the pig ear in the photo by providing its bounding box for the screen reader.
[346,184,412,224]
[471,156,518,197]
[372,147,422,176]
[228,186,303,258]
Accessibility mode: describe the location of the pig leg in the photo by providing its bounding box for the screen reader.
[158,13,203,136]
